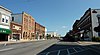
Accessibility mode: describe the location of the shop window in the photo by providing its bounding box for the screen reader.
[13,34,20,40]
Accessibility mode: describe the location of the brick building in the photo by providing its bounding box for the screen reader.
[10,21,22,41]
[11,12,35,40]
[35,22,45,40]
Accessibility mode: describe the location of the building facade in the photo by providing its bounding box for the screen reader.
[12,12,35,40]
[35,22,45,40]
[73,8,100,40]
[47,31,60,39]
[10,21,22,41]
[0,6,12,41]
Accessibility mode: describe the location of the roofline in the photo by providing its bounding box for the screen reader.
[11,21,22,26]
[0,5,12,13]
[91,9,100,10]
[11,13,22,15]
[35,22,45,28]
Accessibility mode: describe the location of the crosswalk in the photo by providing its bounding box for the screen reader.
[38,47,88,55]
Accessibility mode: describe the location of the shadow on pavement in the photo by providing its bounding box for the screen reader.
[37,40,100,55]
[37,41,83,55]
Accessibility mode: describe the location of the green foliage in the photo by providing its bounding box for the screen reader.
[46,34,51,39]
[92,37,100,42]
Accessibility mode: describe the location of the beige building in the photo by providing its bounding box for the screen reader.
[0,6,12,41]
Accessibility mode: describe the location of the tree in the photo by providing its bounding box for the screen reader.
[46,34,51,39]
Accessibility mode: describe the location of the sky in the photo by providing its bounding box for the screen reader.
[0,0,100,36]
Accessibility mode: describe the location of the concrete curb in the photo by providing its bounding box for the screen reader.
[77,41,100,54]
[0,40,46,45]
[77,41,100,45]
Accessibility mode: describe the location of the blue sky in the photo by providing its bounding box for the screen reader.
[0,0,100,36]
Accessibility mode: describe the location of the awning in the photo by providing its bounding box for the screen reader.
[0,28,12,34]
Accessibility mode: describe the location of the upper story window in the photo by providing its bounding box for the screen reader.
[98,17,100,24]
[2,18,4,22]
[97,14,100,24]
[12,17,14,21]
[1,14,10,24]
[6,19,8,23]
[92,10,97,13]
[13,25,15,28]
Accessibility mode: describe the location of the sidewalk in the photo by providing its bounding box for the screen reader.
[77,41,100,54]
[77,41,100,45]
[0,39,46,45]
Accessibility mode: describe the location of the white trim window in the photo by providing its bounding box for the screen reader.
[1,14,9,24]
[2,18,4,22]
[6,19,8,23]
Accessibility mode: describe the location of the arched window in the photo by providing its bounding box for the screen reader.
[26,32,27,37]
[23,32,25,37]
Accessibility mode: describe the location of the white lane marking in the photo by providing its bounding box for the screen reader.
[77,47,82,50]
[46,52,50,55]
[0,48,14,52]
[67,49,70,55]
[73,48,77,52]
[57,50,61,55]
[70,49,88,54]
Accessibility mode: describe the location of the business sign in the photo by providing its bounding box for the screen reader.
[0,28,12,34]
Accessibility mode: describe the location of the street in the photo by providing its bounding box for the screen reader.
[37,41,100,55]
[0,40,58,55]
[0,40,100,55]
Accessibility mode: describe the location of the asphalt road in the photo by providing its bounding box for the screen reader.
[0,39,58,55]
[37,41,100,55]
[0,40,100,55]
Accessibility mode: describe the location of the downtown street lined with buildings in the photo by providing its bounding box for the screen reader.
[1,3,100,55]
[0,5,46,42]
[0,5,60,42]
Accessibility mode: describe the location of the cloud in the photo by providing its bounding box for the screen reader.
[62,26,67,28]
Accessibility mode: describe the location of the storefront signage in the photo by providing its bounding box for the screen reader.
[0,28,12,34]
[0,30,6,33]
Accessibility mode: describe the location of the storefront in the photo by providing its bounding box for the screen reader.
[0,28,12,41]
[0,6,12,41]
[10,22,22,41]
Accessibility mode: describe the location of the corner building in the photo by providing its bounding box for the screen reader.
[74,8,100,40]
[0,6,12,41]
